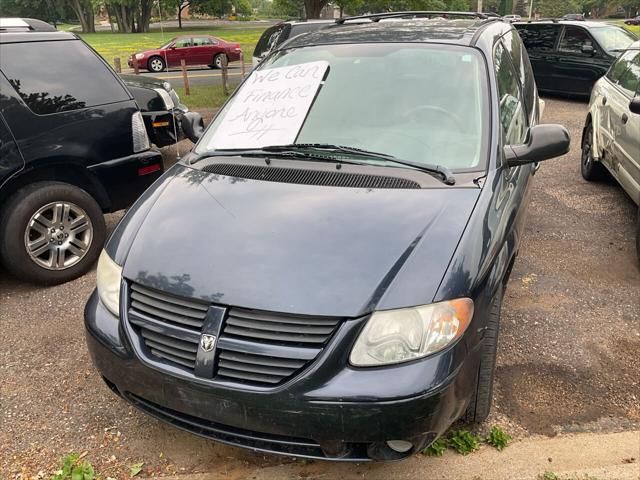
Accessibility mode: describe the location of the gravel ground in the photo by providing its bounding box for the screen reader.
[0,98,638,479]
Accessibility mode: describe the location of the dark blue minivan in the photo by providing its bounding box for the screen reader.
[85,12,570,461]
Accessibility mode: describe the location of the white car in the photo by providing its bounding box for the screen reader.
[581,40,640,258]
[503,14,522,22]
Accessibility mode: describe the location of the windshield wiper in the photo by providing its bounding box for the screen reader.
[262,144,456,185]
[192,147,364,167]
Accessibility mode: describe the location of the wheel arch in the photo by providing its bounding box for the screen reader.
[0,162,111,216]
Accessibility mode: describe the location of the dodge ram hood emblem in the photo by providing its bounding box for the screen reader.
[200,334,217,352]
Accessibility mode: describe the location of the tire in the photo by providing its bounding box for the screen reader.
[464,287,502,424]
[581,117,607,181]
[0,182,106,285]
[213,53,227,69]
[147,56,165,73]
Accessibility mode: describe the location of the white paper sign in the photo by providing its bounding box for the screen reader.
[207,61,329,150]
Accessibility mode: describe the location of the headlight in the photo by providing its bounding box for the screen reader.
[350,299,474,366]
[97,250,122,316]
[135,53,144,59]
[153,88,175,110]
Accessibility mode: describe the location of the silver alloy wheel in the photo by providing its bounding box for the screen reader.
[215,54,224,68]
[150,58,164,72]
[24,201,93,270]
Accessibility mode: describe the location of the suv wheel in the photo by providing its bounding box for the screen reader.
[464,286,502,424]
[148,56,165,73]
[581,117,607,181]
[0,182,106,285]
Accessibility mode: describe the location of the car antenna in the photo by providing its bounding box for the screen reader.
[156,0,181,161]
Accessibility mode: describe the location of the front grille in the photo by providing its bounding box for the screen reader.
[126,283,344,387]
[128,283,208,371]
[200,163,421,189]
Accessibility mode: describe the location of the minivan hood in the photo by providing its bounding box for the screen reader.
[122,165,480,317]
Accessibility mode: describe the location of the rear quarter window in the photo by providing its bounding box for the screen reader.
[515,24,560,52]
[0,39,130,115]
[253,24,288,58]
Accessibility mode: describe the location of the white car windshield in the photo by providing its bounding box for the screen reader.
[591,26,637,52]
[197,43,488,172]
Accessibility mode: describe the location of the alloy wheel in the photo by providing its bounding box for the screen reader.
[150,58,164,72]
[582,123,593,169]
[24,201,93,270]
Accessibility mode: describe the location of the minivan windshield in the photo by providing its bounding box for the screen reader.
[197,43,488,172]
[591,26,637,52]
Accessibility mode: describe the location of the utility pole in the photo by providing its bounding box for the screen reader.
[528,0,534,19]
[478,0,483,13]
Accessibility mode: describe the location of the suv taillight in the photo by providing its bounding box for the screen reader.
[132,111,150,152]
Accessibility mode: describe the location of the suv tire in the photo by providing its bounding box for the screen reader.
[581,117,607,181]
[0,182,106,285]
[464,286,502,423]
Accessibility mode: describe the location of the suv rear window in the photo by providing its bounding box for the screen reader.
[0,40,130,115]
[515,24,559,51]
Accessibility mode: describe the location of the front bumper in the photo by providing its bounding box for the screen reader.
[85,291,479,461]
[88,149,164,212]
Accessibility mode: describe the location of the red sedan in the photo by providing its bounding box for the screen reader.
[129,35,242,72]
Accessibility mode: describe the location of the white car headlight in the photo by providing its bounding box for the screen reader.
[135,53,144,59]
[350,299,474,366]
[97,250,122,316]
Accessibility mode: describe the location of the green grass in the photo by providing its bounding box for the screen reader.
[174,83,238,110]
[619,21,640,36]
[78,25,266,68]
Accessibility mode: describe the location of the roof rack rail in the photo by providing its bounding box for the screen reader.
[335,11,490,24]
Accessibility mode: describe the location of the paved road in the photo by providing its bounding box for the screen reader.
[124,63,251,87]
[0,98,638,479]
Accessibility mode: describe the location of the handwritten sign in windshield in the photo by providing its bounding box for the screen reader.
[206,61,329,150]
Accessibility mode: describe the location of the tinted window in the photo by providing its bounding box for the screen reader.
[494,42,528,145]
[558,26,593,54]
[253,24,287,58]
[0,40,129,115]
[516,24,559,51]
[617,51,640,96]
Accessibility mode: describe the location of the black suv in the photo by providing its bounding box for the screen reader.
[515,20,637,96]
[0,19,164,284]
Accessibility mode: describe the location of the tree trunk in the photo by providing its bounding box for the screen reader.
[69,0,95,33]
[304,0,328,18]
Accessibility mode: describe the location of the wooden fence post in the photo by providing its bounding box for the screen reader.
[240,51,246,79]
[221,55,229,96]
[133,56,140,75]
[114,57,122,73]
[181,59,190,96]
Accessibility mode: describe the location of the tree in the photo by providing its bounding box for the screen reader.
[537,0,580,17]
[105,0,154,33]
[68,0,96,32]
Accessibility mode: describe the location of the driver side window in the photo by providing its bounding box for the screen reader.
[558,27,593,55]
[494,41,528,146]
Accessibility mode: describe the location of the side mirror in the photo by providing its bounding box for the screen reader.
[630,97,640,115]
[504,124,570,167]
[581,43,595,55]
[181,111,205,143]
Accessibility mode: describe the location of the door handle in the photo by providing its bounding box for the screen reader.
[622,113,629,124]
[602,97,607,105]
